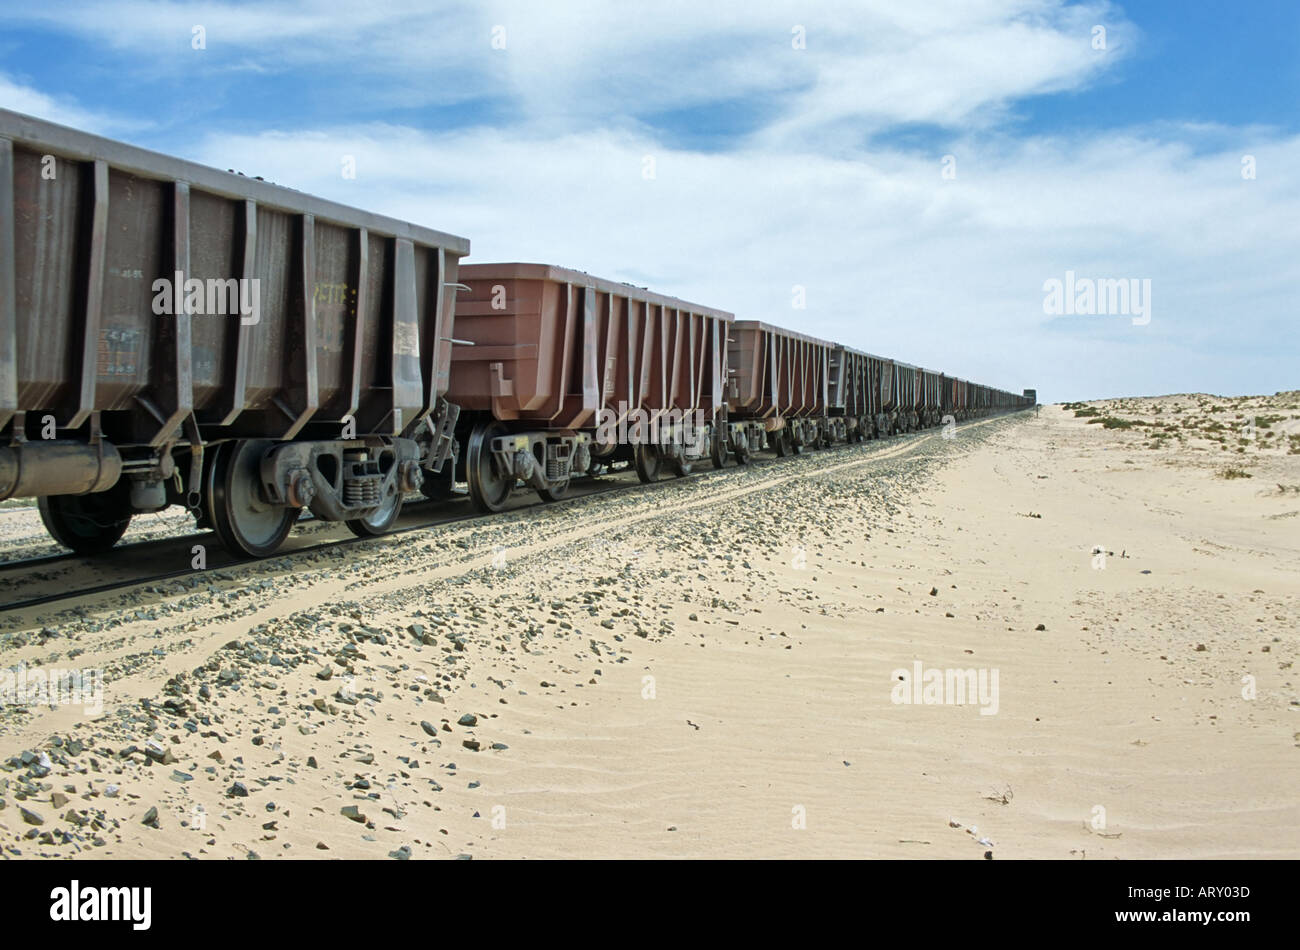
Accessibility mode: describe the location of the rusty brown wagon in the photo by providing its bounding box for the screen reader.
[726,320,836,457]
[0,109,469,556]
[445,263,733,511]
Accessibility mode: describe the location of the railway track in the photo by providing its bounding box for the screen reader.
[0,416,1019,618]
[0,476,619,615]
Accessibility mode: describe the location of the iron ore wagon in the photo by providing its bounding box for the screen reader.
[0,109,468,556]
[725,320,835,457]
[444,262,733,511]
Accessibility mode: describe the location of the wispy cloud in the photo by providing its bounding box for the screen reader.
[0,0,1134,142]
[0,73,122,133]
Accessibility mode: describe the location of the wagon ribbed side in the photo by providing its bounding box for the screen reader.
[828,344,889,442]
[0,109,469,556]
[890,361,919,432]
[446,263,734,510]
[726,321,835,455]
[920,369,942,427]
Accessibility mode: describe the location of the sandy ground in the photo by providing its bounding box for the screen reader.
[1,396,1297,860]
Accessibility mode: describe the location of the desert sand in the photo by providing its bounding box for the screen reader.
[1,395,1297,859]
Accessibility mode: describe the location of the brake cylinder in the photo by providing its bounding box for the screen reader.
[0,441,124,500]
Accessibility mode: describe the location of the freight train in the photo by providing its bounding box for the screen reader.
[0,110,1032,557]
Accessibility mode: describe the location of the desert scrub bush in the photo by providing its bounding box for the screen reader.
[1087,416,1139,429]
[1073,407,1101,417]
[1218,467,1253,479]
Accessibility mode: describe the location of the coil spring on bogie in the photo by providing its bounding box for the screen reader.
[546,449,572,483]
[343,476,382,507]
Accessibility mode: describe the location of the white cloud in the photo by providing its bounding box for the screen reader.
[0,74,122,133]
[0,0,1133,138]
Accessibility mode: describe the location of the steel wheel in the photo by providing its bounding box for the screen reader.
[670,454,692,478]
[208,440,298,558]
[538,477,571,503]
[710,426,729,469]
[466,421,514,513]
[38,480,132,555]
[347,485,403,537]
[773,429,790,457]
[735,441,752,465]
[634,444,662,483]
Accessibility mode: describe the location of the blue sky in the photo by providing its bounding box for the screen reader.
[1,0,1297,401]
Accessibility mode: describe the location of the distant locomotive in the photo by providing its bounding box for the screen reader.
[0,109,1032,557]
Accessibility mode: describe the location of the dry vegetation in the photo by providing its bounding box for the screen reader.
[1060,392,1300,469]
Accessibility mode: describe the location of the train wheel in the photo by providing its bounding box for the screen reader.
[346,487,403,538]
[420,463,455,501]
[735,442,752,465]
[208,440,298,558]
[634,444,662,483]
[466,421,514,513]
[671,455,693,478]
[773,430,791,457]
[194,442,224,530]
[710,428,729,469]
[538,478,570,503]
[38,481,132,555]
